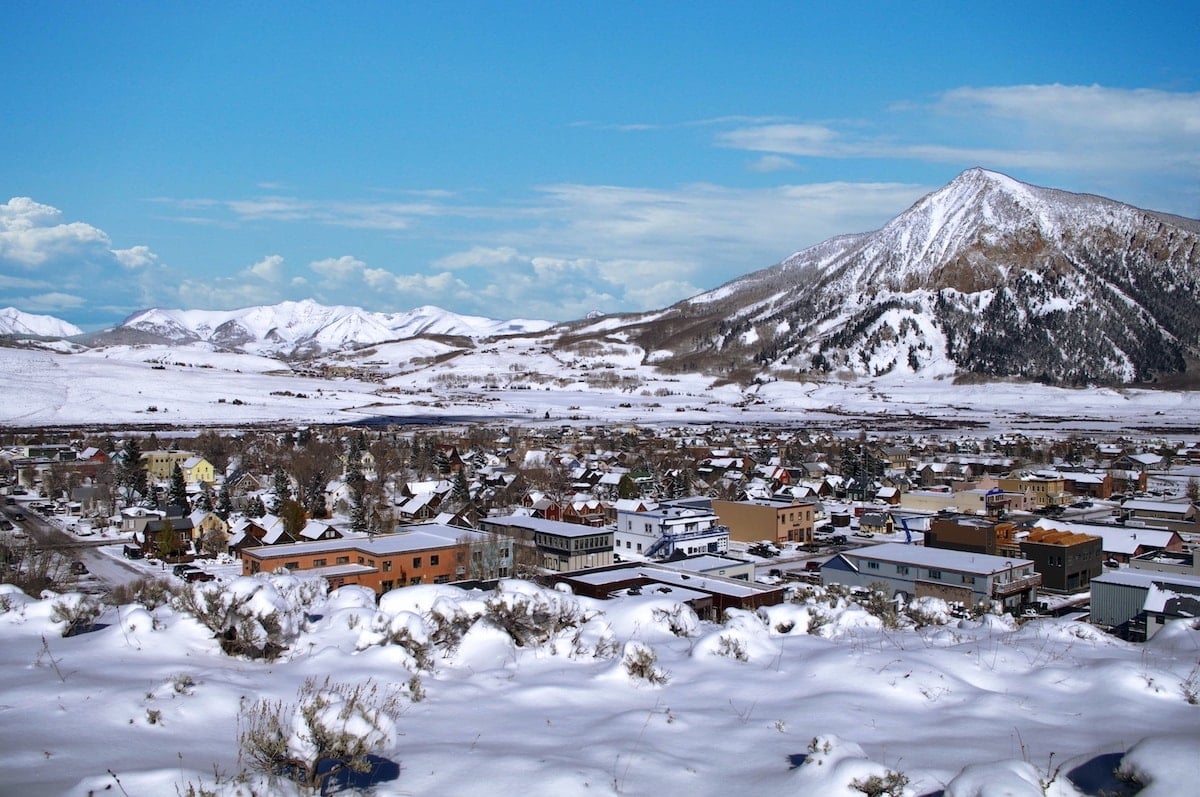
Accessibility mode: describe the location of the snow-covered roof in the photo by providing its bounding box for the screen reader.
[242,523,489,558]
[1123,499,1191,515]
[843,542,1033,575]
[485,514,608,538]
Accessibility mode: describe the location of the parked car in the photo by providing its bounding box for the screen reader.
[183,569,214,583]
[70,561,89,575]
[0,520,11,531]
[11,512,25,521]
[172,563,199,578]
[122,545,144,560]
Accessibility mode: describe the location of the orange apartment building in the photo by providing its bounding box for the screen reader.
[238,523,510,594]
[711,498,816,545]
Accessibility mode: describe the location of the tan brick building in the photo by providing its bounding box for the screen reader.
[711,498,815,545]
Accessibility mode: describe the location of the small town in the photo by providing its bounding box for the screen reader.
[5,423,1198,643]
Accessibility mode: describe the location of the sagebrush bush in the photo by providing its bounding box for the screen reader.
[238,677,401,794]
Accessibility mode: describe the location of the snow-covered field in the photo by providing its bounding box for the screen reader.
[1,344,1197,438]
[1,576,1197,796]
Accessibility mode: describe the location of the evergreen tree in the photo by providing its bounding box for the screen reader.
[279,498,307,538]
[304,473,328,519]
[618,473,639,500]
[216,484,233,519]
[451,469,471,506]
[154,518,179,560]
[196,484,214,512]
[271,467,292,514]
[246,495,266,518]
[168,463,190,509]
[348,474,369,533]
[117,438,148,504]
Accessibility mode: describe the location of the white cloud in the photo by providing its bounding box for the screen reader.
[0,197,111,267]
[434,246,521,270]
[747,155,798,173]
[22,292,86,311]
[0,274,50,290]
[113,245,158,269]
[715,84,1200,175]
[309,255,366,281]
[248,254,285,281]
[213,196,447,230]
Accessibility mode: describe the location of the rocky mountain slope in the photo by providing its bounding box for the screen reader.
[610,168,1200,386]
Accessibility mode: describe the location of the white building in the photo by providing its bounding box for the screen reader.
[615,503,729,559]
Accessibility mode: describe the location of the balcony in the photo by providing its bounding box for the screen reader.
[992,572,1042,597]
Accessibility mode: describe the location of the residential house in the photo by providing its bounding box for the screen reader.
[139,515,195,559]
[822,542,1041,610]
[858,511,894,537]
[179,455,215,485]
[562,495,608,527]
[228,515,298,550]
[396,491,443,524]
[189,510,231,553]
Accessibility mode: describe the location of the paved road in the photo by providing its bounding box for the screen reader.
[3,504,144,592]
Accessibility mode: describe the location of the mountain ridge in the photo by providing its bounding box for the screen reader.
[9,169,1200,387]
[79,300,555,357]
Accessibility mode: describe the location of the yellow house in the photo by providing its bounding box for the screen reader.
[180,455,215,485]
[141,450,215,484]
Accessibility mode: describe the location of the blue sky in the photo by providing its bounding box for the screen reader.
[1,2,1197,329]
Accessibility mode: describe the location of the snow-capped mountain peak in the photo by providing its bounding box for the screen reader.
[624,168,1200,385]
[0,307,83,338]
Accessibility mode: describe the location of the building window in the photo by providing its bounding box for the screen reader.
[381,580,394,592]
[896,565,909,575]
[430,555,439,566]
[962,575,975,584]
[413,556,422,568]
[409,576,422,585]
[312,558,326,567]
[382,560,392,572]
[284,561,299,570]
[335,556,349,565]
[927,569,941,580]
[867,561,880,570]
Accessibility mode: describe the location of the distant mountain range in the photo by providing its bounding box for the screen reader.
[7,169,1200,386]
[74,300,554,357]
